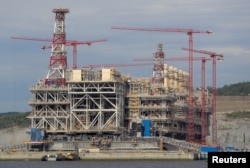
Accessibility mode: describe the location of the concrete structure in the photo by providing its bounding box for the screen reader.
[27,53,212,150]
[25,8,212,151]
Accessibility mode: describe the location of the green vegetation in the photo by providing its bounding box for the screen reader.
[217,82,250,96]
[0,112,30,129]
[225,111,250,119]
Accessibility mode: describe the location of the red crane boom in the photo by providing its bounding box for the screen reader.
[112,26,212,142]
[11,36,107,69]
[112,27,212,34]
[82,63,153,69]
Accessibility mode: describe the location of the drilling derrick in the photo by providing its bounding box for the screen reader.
[46,8,69,86]
[151,44,165,95]
[26,9,71,147]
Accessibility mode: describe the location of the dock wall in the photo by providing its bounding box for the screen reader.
[0,151,196,160]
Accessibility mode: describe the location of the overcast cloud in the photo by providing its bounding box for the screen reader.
[0,0,249,112]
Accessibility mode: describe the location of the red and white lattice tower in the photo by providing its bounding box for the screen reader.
[45,8,69,86]
[151,43,165,94]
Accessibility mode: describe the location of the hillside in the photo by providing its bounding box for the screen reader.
[216,81,250,96]
[0,112,30,129]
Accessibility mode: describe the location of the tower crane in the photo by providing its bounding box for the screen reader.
[182,48,223,145]
[11,36,107,69]
[112,26,212,142]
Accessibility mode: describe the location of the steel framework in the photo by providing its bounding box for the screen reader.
[44,8,69,86]
[68,81,125,133]
[28,80,125,135]
[151,43,165,95]
[28,83,70,132]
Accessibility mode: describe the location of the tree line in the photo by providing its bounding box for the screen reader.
[216,81,250,96]
[0,112,30,129]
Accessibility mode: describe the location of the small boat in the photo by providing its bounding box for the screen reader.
[41,152,81,161]
[41,154,57,161]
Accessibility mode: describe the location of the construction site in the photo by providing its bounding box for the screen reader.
[8,8,224,154]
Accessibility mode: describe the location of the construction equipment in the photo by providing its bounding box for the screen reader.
[11,8,70,86]
[182,48,223,145]
[11,37,107,70]
[111,26,212,142]
[41,39,107,69]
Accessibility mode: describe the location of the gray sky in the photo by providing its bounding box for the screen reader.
[0,0,249,112]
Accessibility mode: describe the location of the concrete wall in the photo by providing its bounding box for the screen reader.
[0,151,195,160]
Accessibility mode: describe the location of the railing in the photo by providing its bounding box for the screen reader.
[0,143,28,152]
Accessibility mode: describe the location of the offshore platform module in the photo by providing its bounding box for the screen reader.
[24,8,211,151]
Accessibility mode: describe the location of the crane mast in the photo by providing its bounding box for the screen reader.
[183,47,223,145]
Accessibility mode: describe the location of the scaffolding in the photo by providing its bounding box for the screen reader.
[122,61,211,142]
